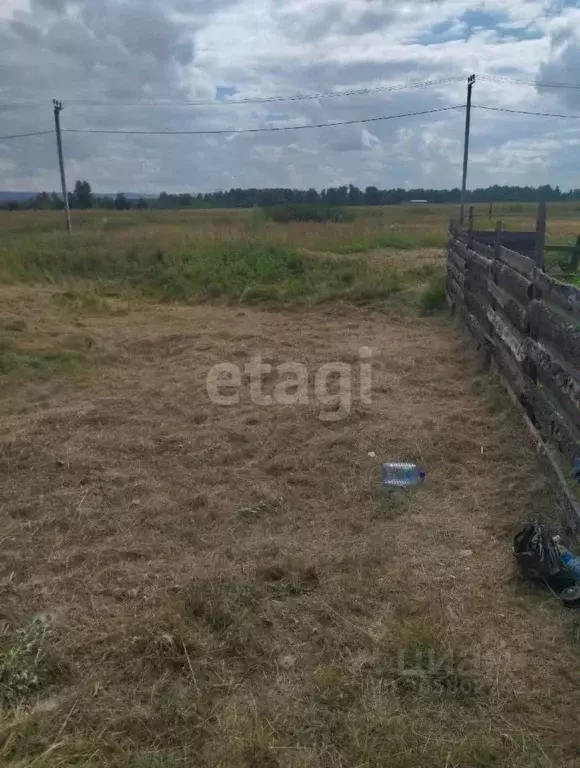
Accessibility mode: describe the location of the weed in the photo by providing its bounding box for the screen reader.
[237,498,282,521]
[0,619,68,710]
[419,275,447,313]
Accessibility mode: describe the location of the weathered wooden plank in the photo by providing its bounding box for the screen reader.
[491,260,533,306]
[529,299,580,369]
[447,261,464,289]
[487,280,529,335]
[471,239,496,261]
[498,340,580,463]
[525,337,580,417]
[475,232,536,256]
[470,249,493,272]
[448,248,466,275]
[496,245,536,279]
[491,333,580,466]
[461,305,492,350]
[452,238,491,273]
[527,383,580,465]
[533,270,580,319]
[446,275,464,307]
[486,306,526,365]
[464,287,489,327]
[495,363,580,532]
[464,269,488,297]
[534,366,580,437]
[454,240,471,260]
[537,443,580,532]
[459,304,493,368]
[492,332,530,403]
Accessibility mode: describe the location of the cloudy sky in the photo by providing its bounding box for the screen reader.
[0,0,579,193]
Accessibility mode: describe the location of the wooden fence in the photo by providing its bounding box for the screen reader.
[446,216,580,531]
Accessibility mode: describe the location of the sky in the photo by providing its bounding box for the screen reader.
[1,0,580,193]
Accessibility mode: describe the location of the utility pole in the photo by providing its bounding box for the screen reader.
[459,74,475,226]
[53,99,71,233]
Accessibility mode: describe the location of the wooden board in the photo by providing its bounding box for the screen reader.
[534,270,580,319]
[488,280,529,335]
[529,299,580,369]
[491,260,533,306]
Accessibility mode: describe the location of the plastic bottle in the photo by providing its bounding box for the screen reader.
[381,462,425,488]
[559,547,580,580]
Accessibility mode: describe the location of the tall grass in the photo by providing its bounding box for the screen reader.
[0,235,402,305]
[0,206,457,308]
[263,204,354,224]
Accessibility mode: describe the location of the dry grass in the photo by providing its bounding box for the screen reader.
[0,278,579,766]
[1,201,579,258]
[0,205,579,766]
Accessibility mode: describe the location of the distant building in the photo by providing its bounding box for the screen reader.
[409,199,428,204]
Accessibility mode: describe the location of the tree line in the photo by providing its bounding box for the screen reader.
[3,181,580,211]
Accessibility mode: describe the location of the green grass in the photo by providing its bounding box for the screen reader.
[0,327,101,378]
[335,230,448,254]
[419,276,447,314]
[0,238,404,305]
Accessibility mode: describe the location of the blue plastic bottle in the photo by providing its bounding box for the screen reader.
[559,547,580,580]
[381,462,425,488]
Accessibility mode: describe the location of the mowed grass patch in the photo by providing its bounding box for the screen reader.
[0,301,575,767]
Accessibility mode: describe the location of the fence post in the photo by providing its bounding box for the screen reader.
[494,220,502,260]
[535,201,546,271]
[489,201,493,220]
[468,205,474,248]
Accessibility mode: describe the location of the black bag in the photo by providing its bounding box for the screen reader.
[513,522,576,590]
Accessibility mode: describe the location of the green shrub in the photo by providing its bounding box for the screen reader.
[263,204,355,224]
[419,276,447,314]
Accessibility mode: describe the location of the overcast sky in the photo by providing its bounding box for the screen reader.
[0,0,579,193]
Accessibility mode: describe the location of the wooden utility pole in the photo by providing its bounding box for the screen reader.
[534,200,546,270]
[53,99,71,233]
[459,74,475,226]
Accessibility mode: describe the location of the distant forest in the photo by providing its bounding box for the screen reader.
[3,181,580,211]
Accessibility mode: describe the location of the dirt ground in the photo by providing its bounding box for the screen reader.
[1,289,580,767]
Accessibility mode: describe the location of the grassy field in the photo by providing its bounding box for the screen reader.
[1,204,580,767]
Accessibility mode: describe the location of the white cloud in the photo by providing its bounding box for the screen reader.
[0,0,578,192]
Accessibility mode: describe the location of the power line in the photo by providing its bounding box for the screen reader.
[3,73,580,111]
[59,105,465,136]
[0,77,464,109]
[61,77,465,106]
[0,130,53,140]
[478,74,580,91]
[474,104,580,119]
[4,104,580,143]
